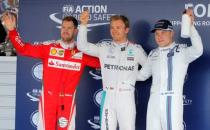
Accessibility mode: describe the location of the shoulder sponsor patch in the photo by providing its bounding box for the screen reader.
[50,47,65,57]
[48,58,81,71]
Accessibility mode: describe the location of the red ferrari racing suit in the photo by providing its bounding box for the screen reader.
[9,29,100,130]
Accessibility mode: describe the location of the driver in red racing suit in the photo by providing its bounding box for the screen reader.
[2,13,100,130]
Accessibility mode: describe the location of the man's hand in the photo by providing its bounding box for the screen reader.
[185,8,194,25]
[1,12,16,31]
[80,11,89,25]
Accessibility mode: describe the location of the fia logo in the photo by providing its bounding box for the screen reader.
[63,5,74,14]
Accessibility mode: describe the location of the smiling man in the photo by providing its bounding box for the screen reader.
[2,12,100,130]
[137,9,203,130]
[77,11,147,130]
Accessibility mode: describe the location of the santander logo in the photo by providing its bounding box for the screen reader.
[48,58,81,71]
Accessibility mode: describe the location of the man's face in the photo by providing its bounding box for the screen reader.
[61,21,77,43]
[110,19,129,43]
[154,30,174,47]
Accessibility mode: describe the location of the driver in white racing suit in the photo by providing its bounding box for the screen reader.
[137,9,203,130]
[77,11,147,130]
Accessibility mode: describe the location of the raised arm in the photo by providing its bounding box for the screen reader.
[77,11,100,57]
[185,26,203,63]
[2,12,45,59]
[185,9,203,63]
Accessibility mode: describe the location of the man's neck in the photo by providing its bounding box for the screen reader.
[159,41,175,49]
[113,39,128,44]
[62,39,74,45]
[60,39,75,49]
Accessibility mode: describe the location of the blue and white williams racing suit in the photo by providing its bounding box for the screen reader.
[137,26,203,130]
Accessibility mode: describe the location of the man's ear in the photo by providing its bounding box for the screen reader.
[125,27,130,34]
[171,30,175,38]
[74,28,78,36]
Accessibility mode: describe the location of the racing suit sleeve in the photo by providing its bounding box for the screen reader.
[9,29,46,59]
[136,45,147,66]
[77,25,100,57]
[83,54,101,68]
[185,26,203,63]
[136,52,152,81]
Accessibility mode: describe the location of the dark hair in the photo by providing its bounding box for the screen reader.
[110,15,130,28]
[62,16,78,28]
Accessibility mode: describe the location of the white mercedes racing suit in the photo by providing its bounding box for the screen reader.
[137,26,203,130]
[77,25,147,130]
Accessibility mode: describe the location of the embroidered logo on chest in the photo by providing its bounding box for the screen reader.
[127,49,134,61]
[49,47,65,57]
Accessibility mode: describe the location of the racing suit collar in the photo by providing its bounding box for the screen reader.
[158,41,176,51]
[59,40,75,49]
[112,40,129,49]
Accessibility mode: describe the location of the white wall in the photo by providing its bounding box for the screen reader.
[0,57,16,130]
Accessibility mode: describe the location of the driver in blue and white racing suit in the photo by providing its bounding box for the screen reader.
[77,11,147,130]
[137,9,203,130]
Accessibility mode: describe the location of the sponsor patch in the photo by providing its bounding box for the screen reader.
[127,49,134,56]
[106,55,115,59]
[58,49,64,56]
[127,57,134,61]
[71,52,83,59]
[58,117,68,128]
[104,64,134,71]
[50,48,57,55]
[48,58,81,71]
[50,47,65,57]
[71,50,76,55]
